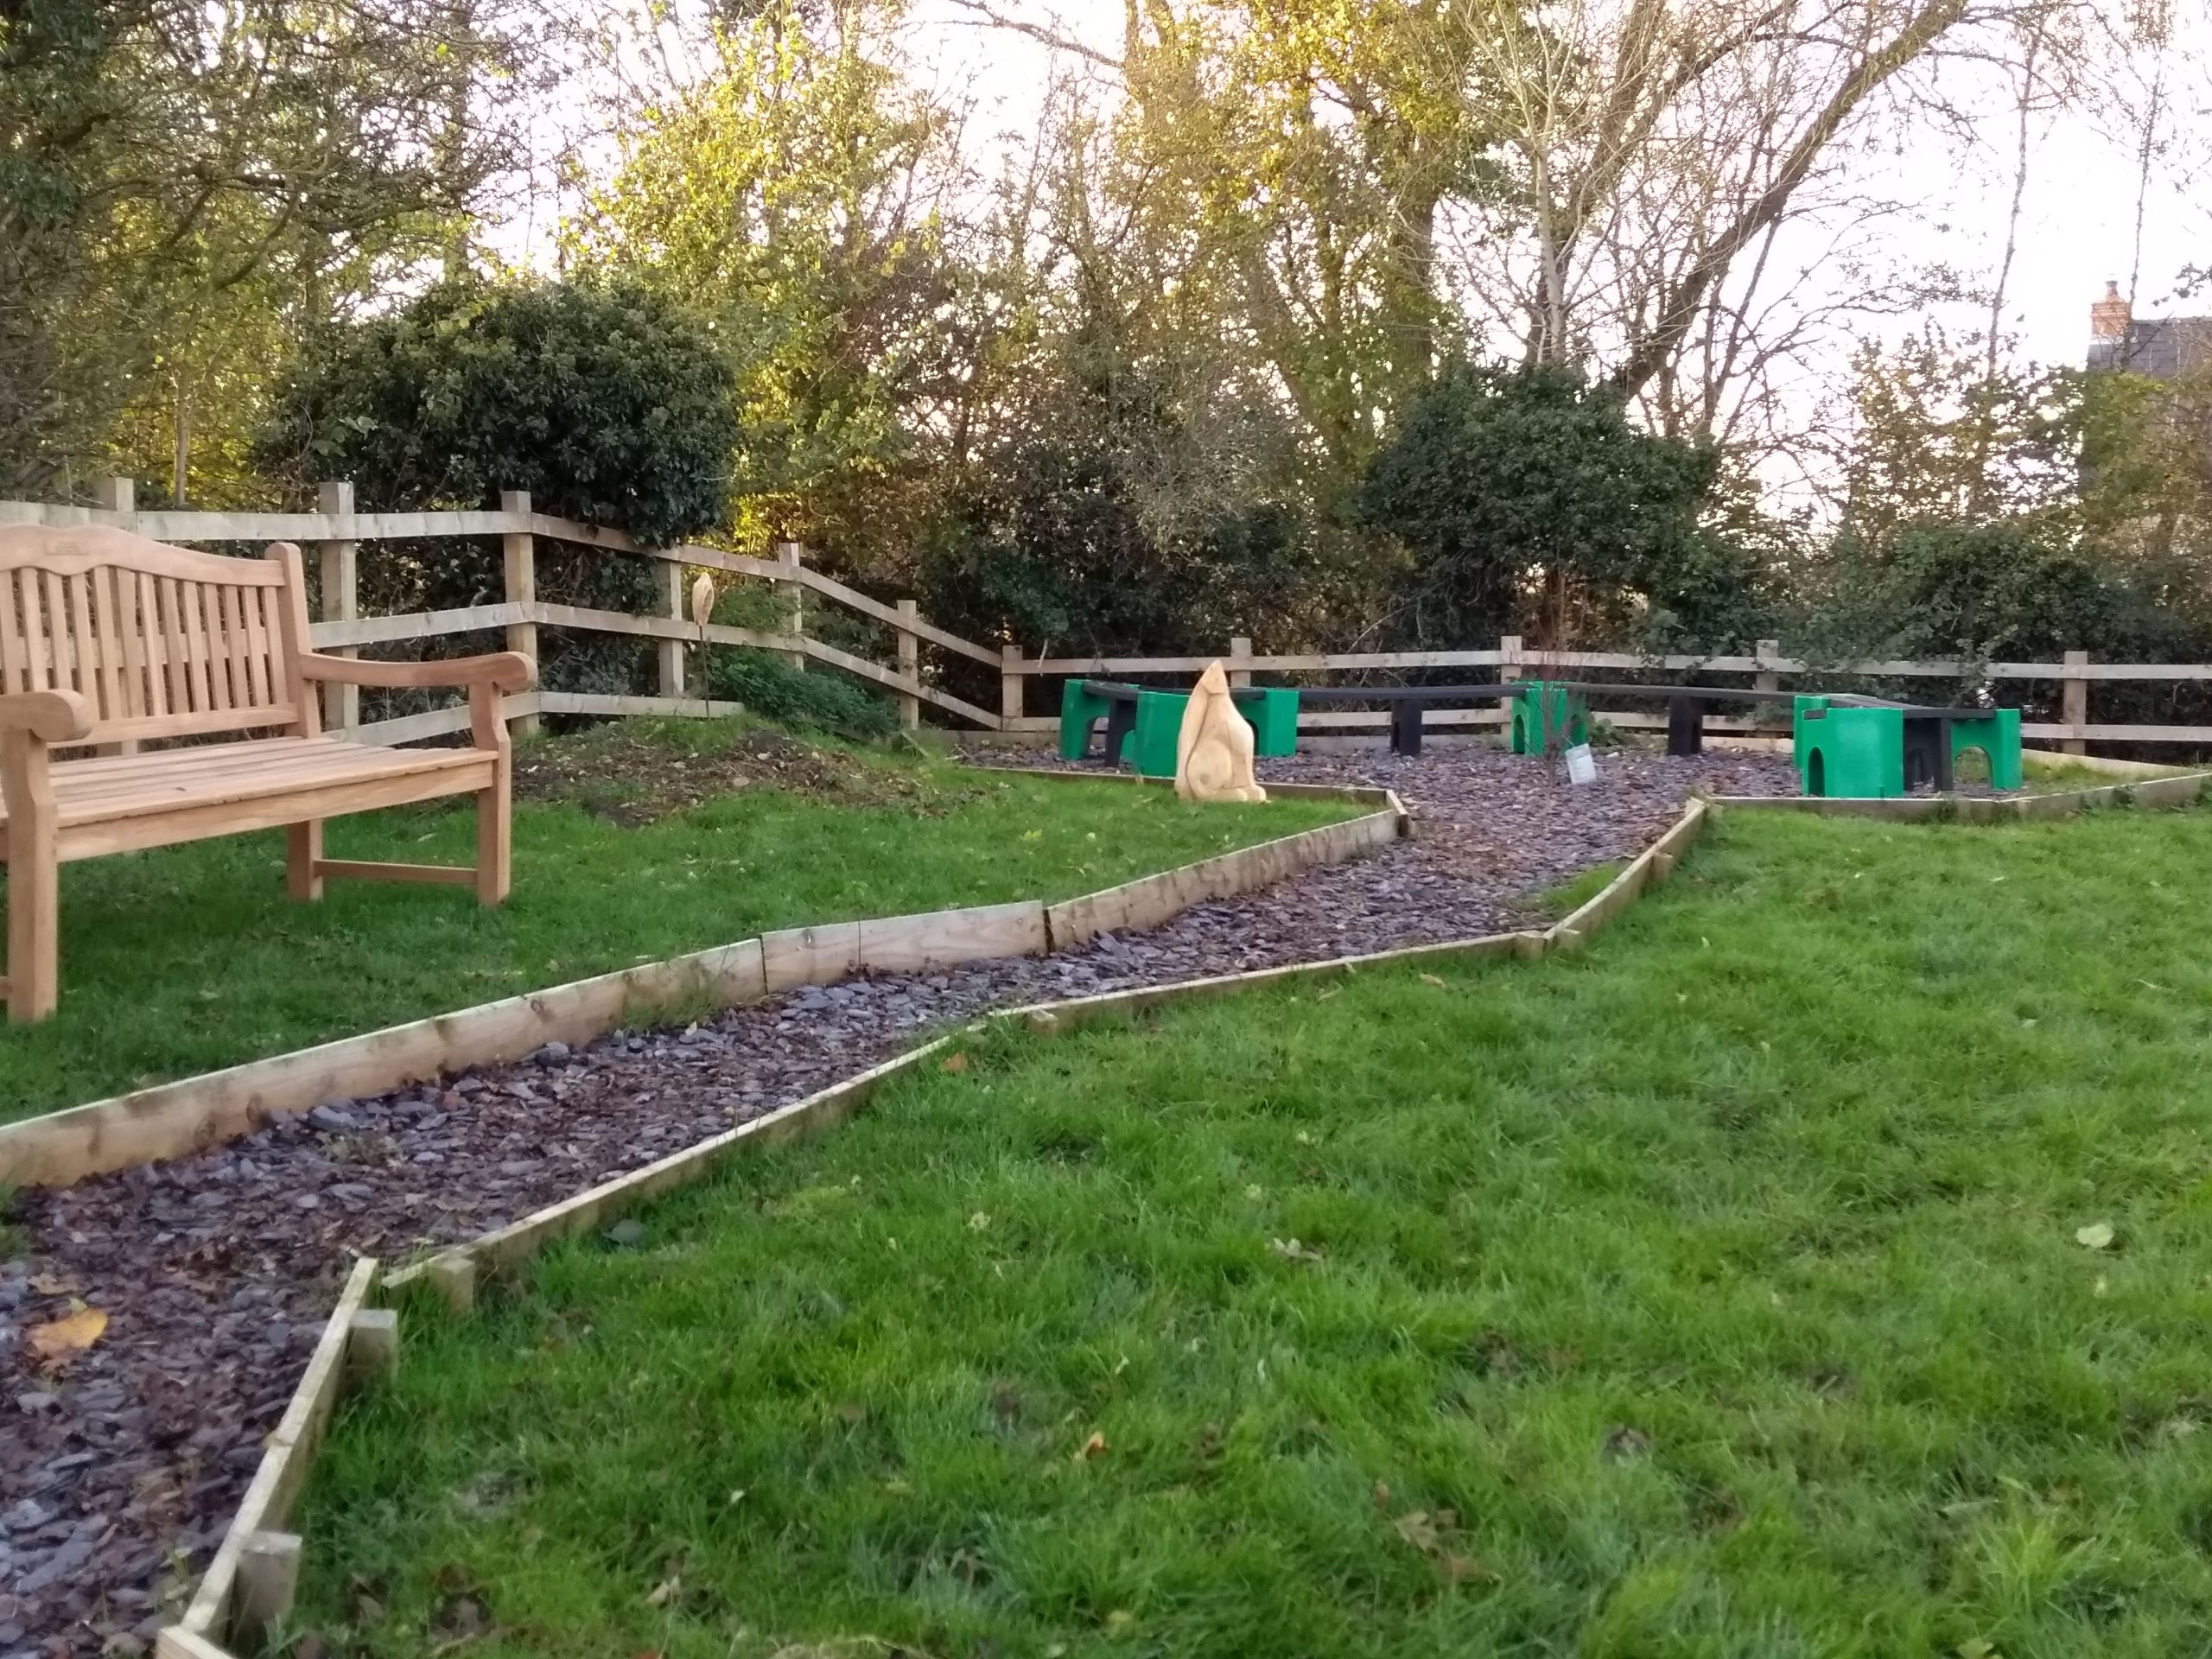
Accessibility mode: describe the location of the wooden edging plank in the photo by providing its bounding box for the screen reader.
[1546,798,1706,952]
[970,764,1402,812]
[1004,930,1545,1035]
[2018,746,2188,779]
[0,804,1388,1187]
[1045,808,1402,948]
[0,940,772,1187]
[1710,772,2212,821]
[177,1255,380,1645]
[384,1040,953,1296]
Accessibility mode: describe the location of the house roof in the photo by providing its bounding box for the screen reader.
[2088,315,2212,378]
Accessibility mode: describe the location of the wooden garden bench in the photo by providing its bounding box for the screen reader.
[0,524,534,1022]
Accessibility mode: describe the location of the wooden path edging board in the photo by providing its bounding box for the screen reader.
[1046,808,1404,946]
[1710,772,2212,823]
[1546,798,1709,952]
[0,789,1398,1187]
[2018,747,2190,779]
[381,1038,956,1304]
[164,1256,388,1657]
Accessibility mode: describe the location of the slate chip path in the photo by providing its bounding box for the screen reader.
[0,745,1790,1654]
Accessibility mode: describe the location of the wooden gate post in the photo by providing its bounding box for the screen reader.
[1001,644,1024,727]
[92,475,135,523]
[2063,650,2088,755]
[1229,636,1254,689]
[499,490,540,738]
[775,543,805,670]
[895,599,920,728]
[1753,639,1781,696]
[653,556,684,702]
[316,480,359,733]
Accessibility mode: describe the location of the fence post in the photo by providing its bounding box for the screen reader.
[1001,644,1024,728]
[653,556,684,702]
[1228,636,1253,689]
[1753,639,1781,696]
[92,475,135,522]
[2063,649,2088,754]
[316,480,359,733]
[895,599,920,728]
[499,489,540,738]
[1497,635,1522,740]
[775,542,806,670]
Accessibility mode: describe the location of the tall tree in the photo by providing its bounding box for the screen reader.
[0,0,539,499]
[575,0,968,565]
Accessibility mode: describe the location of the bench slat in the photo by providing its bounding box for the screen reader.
[0,566,20,695]
[56,756,493,861]
[49,736,352,803]
[13,738,487,831]
[196,581,227,713]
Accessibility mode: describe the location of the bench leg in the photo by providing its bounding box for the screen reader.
[469,681,514,905]
[1103,702,1137,769]
[1667,696,1704,757]
[2,734,60,1022]
[287,822,324,901]
[475,780,512,905]
[1391,702,1423,758]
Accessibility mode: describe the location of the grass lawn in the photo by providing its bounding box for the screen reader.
[0,720,1352,1123]
[295,801,2212,1659]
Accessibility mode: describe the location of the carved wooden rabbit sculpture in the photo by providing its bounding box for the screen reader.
[1174,662,1267,804]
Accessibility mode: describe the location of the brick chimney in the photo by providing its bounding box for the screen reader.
[2091,280,2132,342]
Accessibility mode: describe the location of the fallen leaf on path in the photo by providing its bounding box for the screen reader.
[2075,1223,2115,1250]
[1394,1511,1440,1552]
[940,1052,970,1074]
[1076,1431,1109,1462]
[1419,973,1446,986]
[1268,1236,1324,1263]
[645,1574,680,1608]
[29,1301,106,1365]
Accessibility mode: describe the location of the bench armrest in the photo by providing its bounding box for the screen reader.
[297,652,536,694]
[0,690,94,743]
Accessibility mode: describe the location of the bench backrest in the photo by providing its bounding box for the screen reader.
[0,525,315,746]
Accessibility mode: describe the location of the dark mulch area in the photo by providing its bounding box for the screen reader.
[512,723,969,824]
[0,744,1791,1656]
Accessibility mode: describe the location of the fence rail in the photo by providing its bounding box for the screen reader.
[8,486,2212,752]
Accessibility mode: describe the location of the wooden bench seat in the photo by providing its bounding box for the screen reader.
[2,736,494,854]
[0,524,535,1021]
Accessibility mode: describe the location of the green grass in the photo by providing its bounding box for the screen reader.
[295,802,2212,1658]
[0,722,1351,1123]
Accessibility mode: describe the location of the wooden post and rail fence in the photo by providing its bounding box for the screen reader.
[7,482,2212,754]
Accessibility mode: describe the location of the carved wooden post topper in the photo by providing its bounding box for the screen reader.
[1174,662,1267,804]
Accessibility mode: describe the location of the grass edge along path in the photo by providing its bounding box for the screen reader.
[294,800,2212,1659]
[0,721,1356,1125]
